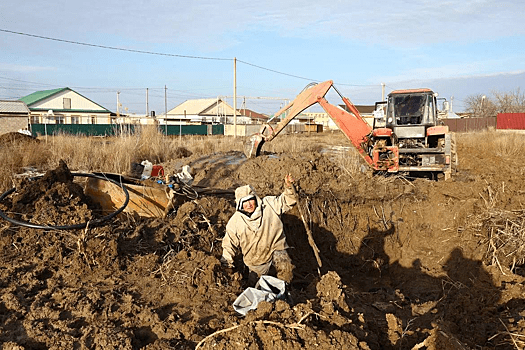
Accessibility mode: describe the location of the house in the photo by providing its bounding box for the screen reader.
[304,105,377,130]
[0,100,30,135]
[19,88,112,125]
[162,98,262,125]
[237,108,268,124]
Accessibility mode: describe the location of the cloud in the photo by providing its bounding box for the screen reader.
[0,62,56,73]
[3,0,524,50]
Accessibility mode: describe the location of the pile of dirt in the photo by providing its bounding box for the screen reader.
[1,133,525,349]
[0,132,38,146]
[3,160,101,227]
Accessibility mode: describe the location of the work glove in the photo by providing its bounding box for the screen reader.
[220,256,234,269]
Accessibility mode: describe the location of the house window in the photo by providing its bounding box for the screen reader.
[71,116,80,124]
[91,116,97,124]
[31,116,40,124]
[56,116,65,124]
[63,98,71,109]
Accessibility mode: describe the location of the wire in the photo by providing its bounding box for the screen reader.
[1,29,377,88]
[237,59,319,82]
[0,28,231,61]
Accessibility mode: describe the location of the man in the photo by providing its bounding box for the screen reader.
[221,174,296,283]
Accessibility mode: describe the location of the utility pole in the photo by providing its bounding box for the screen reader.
[233,57,237,138]
[164,85,168,135]
[117,91,122,136]
[146,88,149,116]
[381,83,385,101]
[116,91,120,116]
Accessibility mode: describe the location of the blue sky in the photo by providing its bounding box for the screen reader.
[1,0,524,114]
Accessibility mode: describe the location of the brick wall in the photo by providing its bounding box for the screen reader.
[0,117,29,134]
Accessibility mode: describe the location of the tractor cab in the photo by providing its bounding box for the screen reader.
[386,89,437,128]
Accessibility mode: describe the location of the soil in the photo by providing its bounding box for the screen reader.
[0,132,39,146]
[1,132,525,349]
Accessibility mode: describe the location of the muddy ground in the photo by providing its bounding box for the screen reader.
[1,132,524,349]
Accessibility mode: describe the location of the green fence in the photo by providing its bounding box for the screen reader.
[30,124,224,137]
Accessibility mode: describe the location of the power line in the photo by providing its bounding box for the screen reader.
[236,59,375,87]
[1,28,377,87]
[236,59,318,82]
[0,29,231,61]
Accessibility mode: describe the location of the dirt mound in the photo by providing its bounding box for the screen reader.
[4,160,101,227]
[1,134,525,349]
[0,132,38,146]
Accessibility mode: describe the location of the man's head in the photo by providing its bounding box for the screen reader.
[240,197,257,214]
[235,185,258,214]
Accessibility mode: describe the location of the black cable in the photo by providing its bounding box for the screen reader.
[0,173,130,230]
[0,29,231,61]
[1,29,377,87]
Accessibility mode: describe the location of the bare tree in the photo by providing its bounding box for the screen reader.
[464,94,497,118]
[492,88,525,113]
[465,89,525,117]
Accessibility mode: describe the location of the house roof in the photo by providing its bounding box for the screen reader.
[19,87,111,113]
[239,108,268,120]
[19,88,69,106]
[0,100,30,114]
[168,98,266,121]
[169,98,222,115]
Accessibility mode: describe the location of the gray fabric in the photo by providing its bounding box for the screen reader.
[232,275,287,316]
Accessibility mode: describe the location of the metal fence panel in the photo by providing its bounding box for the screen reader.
[30,124,133,136]
[30,124,225,137]
[497,113,525,129]
[443,117,496,132]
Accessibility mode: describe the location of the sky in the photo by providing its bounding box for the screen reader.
[1,0,524,115]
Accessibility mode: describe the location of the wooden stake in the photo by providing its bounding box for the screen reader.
[290,184,322,273]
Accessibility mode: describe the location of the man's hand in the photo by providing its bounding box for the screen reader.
[220,256,234,269]
[284,173,295,188]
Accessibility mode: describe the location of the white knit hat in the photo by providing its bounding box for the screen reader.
[235,185,257,211]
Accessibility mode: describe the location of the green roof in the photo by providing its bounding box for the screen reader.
[19,87,69,106]
[19,87,111,113]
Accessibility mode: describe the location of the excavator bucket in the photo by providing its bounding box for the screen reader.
[244,133,265,158]
[243,80,335,159]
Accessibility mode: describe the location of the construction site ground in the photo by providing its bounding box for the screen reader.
[1,131,524,349]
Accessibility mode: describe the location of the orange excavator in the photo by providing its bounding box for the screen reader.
[244,80,457,179]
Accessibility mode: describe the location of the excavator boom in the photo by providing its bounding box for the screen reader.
[244,80,376,169]
[244,81,334,158]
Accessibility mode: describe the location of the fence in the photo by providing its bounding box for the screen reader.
[30,124,224,137]
[442,117,496,132]
[497,113,525,130]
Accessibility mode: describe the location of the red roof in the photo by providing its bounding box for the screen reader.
[497,113,525,129]
[238,108,268,120]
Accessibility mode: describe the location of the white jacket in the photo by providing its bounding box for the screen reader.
[222,185,296,267]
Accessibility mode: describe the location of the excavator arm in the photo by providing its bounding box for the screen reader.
[243,81,375,164]
[244,80,399,172]
[243,81,334,158]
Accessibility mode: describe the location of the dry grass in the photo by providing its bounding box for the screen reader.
[0,128,355,192]
[1,127,524,193]
[459,129,525,158]
[470,183,525,273]
[0,127,244,192]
